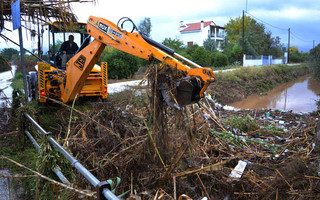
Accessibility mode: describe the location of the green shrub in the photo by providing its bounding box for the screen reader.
[290,54,303,63]
[289,47,303,63]
[212,52,229,67]
[191,46,211,67]
[15,54,39,73]
[310,44,320,77]
[101,50,141,79]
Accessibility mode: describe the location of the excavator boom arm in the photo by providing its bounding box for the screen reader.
[61,16,214,107]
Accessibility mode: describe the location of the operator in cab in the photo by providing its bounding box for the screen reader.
[59,35,79,69]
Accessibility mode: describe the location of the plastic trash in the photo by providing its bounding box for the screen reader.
[229,160,247,179]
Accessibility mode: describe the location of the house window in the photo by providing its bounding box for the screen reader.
[187,41,193,47]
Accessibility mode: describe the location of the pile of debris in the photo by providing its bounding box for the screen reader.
[47,83,320,199]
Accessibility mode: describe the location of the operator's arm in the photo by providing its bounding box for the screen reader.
[59,42,65,52]
[72,42,79,54]
[59,41,68,54]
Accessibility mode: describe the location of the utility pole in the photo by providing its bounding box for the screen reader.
[287,28,290,64]
[37,16,41,58]
[313,40,315,49]
[12,0,28,103]
[242,10,245,66]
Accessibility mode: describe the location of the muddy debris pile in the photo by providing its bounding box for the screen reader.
[45,71,320,200]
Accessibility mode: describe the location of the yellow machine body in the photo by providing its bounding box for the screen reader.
[34,16,215,107]
[36,62,108,103]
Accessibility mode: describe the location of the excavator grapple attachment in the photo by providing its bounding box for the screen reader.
[160,76,204,109]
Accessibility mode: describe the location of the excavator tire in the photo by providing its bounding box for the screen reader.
[27,71,38,101]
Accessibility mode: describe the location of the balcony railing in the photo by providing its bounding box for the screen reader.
[210,34,225,39]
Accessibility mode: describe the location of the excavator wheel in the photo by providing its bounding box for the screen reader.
[27,71,38,101]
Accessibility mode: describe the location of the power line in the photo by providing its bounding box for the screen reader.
[245,11,288,32]
[245,11,315,46]
[290,31,313,43]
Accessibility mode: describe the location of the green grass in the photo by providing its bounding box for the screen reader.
[224,115,259,132]
[11,72,24,90]
[2,98,78,199]
[0,132,40,198]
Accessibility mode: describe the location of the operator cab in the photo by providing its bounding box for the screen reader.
[42,21,90,69]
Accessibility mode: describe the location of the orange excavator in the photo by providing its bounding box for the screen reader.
[30,16,215,108]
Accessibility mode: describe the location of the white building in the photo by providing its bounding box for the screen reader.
[178,20,225,50]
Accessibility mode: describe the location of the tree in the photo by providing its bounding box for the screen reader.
[138,17,152,37]
[310,44,320,76]
[289,46,302,63]
[225,15,253,45]
[203,36,216,52]
[225,15,284,57]
[267,35,284,58]
[0,48,19,61]
[162,38,185,52]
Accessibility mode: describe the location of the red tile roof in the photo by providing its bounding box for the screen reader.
[180,21,213,32]
[180,21,225,32]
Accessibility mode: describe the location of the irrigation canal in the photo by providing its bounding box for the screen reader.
[230,74,320,113]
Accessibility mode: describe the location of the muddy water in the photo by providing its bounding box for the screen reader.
[230,75,320,113]
[0,66,15,107]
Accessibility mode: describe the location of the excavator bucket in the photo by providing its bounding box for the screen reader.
[160,76,204,109]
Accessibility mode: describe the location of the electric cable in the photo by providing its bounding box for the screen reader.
[290,31,313,43]
[245,11,288,32]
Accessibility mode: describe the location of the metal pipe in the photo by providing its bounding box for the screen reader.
[25,130,42,153]
[140,33,202,69]
[25,113,48,136]
[53,167,71,185]
[47,137,100,186]
[103,189,120,200]
[173,53,203,69]
[25,113,98,184]
[48,136,118,199]
[24,130,71,185]
[25,113,118,200]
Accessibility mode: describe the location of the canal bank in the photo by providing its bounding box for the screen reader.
[210,64,314,105]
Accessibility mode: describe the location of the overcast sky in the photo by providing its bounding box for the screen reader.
[1,0,320,53]
[71,0,320,52]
